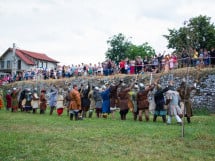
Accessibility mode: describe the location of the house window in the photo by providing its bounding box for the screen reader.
[7,60,11,69]
[0,61,4,69]
[18,60,21,70]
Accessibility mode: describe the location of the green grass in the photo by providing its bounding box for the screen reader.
[0,109,214,161]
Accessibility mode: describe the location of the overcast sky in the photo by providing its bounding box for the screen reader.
[0,0,214,65]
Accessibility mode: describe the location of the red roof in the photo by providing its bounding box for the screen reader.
[15,49,35,65]
[6,48,59,65]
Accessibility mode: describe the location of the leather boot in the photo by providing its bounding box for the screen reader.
[134,114,137,121]
[139,116,143,121]
[75,112,79,121]
[123,114,126,120]
[153,115,157,122]
[70,113,73,120]
[50,107,54,115]
[146,116,149,122]
[187,117,191,123]
[120,114,123,120]
[89,110,93,118]
[96,111,100,118]
[162,115,166,123]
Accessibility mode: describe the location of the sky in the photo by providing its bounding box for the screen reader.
[0,0,214,65]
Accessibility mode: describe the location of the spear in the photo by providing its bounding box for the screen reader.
[182,61,190,138]
[149,72,153,85]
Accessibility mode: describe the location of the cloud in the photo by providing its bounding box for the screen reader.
[0,0,214,65]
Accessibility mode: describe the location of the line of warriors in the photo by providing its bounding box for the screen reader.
[4,87,64,115]
[2,78,195,124]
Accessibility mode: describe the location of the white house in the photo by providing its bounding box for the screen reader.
[0,47,59,75]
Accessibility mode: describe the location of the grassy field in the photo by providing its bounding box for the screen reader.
[0,109,214,161]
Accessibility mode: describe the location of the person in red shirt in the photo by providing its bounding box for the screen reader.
[119,59,125,74]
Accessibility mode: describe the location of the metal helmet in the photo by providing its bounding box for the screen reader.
[101,85,106,90]
[157,84,162,90]
[121,83,126,87]
[7,90,11,94]
[85,85,89,90]
[134,84,139,89]
[26,88,31,92]
[139,83,144,89]
[95,86,99,91]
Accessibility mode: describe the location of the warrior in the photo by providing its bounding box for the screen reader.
[6,90,12,111]
[88,85,96,118]
[93,86,103,118]
[166,82,183,125]
[0,89,3,110]
[109,80,122,119]
[49,88,58,115]
[118,80,136,120]
[137,83,154,121]
[65,89,72,116]
[32,88,39,114]
[23,88,33,112]
[11,88,21,112]
[177,80,196,123]
[101,83,111,118]
[153,84,169,123]
[18,88,26,111]
[56,89,64,116]
[39,89,47,114]
[80,82,90,118]
[129,84,139,121]
[148,87,156,115]
[69,84,82,120]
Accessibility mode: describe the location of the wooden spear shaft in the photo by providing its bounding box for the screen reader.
[182,60,190,138]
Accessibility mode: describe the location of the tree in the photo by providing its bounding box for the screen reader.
[105,33,131,64]
[126,43,155,60]
[106,33,155,64]
[163,15,215,53]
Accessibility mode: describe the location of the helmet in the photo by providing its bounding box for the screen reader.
[101,85,106,90]
[157,84,162,90]
[121,83,126,87]
[7,90,11,94]
[95,87,99,91]
[139,83,144,89]
[26,88,31,92]
[134,84,139,89]
[105,82,109,86]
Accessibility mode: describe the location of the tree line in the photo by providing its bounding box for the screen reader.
[105,15,215,64]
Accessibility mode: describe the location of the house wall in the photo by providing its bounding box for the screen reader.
[0,50,14,69]
[36,60,57,70]
[0,50,29,71]
[1,49,58,73]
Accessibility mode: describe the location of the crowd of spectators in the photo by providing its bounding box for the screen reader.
[1,47,215,85]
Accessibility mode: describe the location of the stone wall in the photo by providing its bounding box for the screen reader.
[2,68,215,113]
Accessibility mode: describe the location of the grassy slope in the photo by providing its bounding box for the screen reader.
[0,109,214,161]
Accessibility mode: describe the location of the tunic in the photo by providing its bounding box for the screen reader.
[118,88,130,111]
[137,88,151,110]
[101,88,110,113]
[70,89,81,110]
